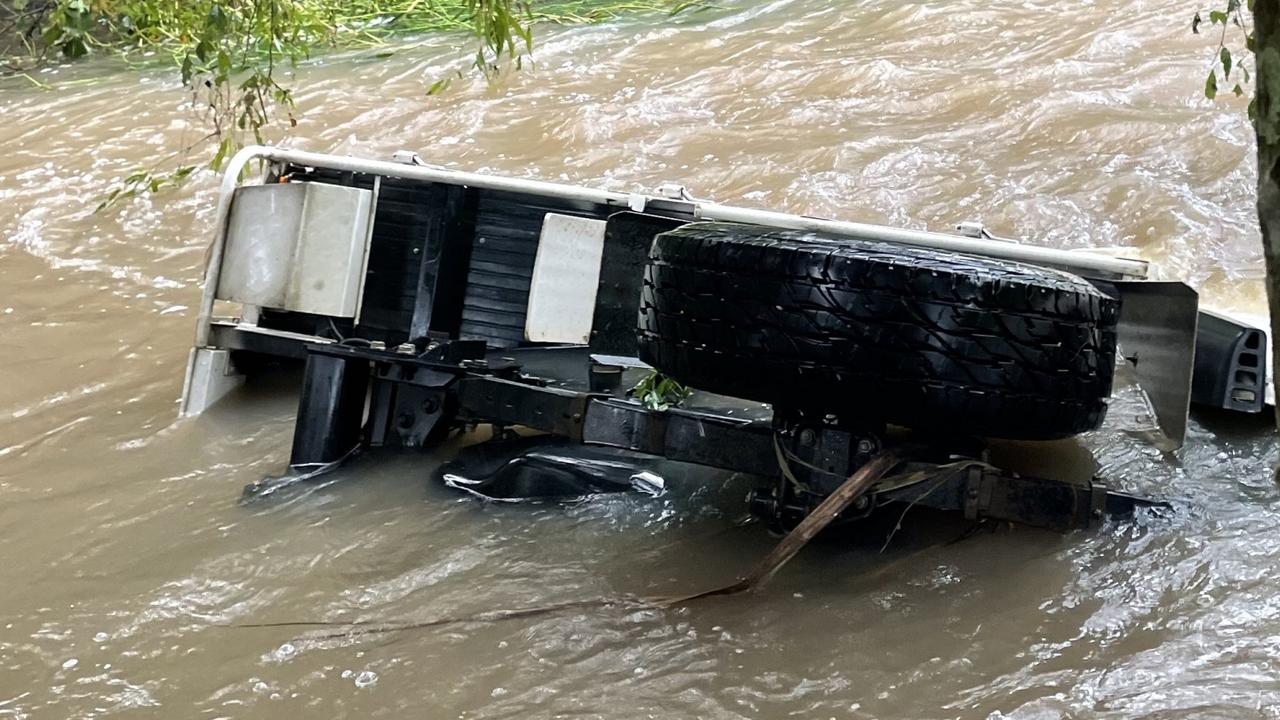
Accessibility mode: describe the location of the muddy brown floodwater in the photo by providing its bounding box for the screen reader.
[2,0,1279,717]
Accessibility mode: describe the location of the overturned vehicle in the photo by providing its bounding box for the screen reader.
[180,146,1270,534]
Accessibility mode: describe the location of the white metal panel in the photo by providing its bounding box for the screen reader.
[216,182,372,317]
[525,214,608,344]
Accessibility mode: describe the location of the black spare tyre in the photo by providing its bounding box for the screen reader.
[637,222,1119,440]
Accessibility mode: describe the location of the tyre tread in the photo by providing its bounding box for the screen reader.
[637,222,1119,440]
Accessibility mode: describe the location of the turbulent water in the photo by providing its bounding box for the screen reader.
[2,0,1278,717]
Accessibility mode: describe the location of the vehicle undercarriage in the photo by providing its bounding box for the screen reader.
[180,145,1270,536]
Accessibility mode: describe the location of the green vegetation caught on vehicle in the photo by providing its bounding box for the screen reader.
[631,370,693,412]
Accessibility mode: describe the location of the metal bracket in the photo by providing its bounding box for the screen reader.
[179,347,244,416]
[456,376,595,442]
[582,399,775,475]
[955,221,989,239]
[656,182,693,201]
[392,149,426,166]
[962,466,988,520]
[1090,478,1109,522]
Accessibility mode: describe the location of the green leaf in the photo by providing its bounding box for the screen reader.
[206,4,230,33]
[1210,10,1228,24]
[216,50,231,82]
[61,37,88,59]
[1234,83,1244,97]
[1205,69,1218,100]
[630,370,692,411]
[211,136,233,172]
[1221,47,1233,80]
[427,77,451,95]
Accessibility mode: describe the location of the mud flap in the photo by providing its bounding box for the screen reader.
[1111,281,1199,449]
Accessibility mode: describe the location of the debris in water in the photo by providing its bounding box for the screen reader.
[629,471,665,496]
[271,642,297,661]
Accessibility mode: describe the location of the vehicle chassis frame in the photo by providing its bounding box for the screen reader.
[252,339,1162,533]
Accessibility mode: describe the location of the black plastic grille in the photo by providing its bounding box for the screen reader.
[459,191,608,346]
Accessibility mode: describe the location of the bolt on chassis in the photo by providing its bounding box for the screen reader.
[179,145,1268,532]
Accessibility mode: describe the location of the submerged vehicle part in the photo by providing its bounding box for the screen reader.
[179,146,1261,536]
[438,435,666,502]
